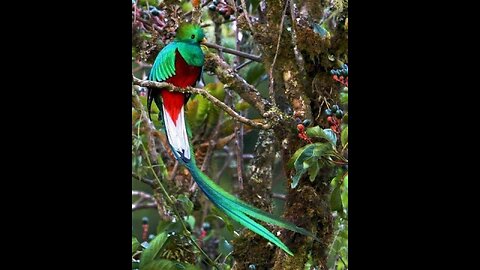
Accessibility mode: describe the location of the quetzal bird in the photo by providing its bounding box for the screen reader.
[147,23,317,256]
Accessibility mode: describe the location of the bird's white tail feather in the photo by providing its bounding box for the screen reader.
[162,104,191,162]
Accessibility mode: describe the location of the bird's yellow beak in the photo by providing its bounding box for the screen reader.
[201,37,207,44]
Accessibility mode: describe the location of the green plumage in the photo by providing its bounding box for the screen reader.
[149,24,205,82]
[150,23,318,256]
[182,124,318,256]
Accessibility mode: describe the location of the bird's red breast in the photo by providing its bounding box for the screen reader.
[161,50,202,125]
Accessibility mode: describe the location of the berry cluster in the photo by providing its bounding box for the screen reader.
[297,119,313,144]
[325,105,343,134]
[330,64,348,76]
[330,64,348,86]
[132,3,166,31]
[208,0,235,20]
[325,105,344,119]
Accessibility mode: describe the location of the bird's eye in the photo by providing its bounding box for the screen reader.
[191,34,195,39]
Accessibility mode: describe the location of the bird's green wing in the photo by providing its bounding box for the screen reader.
[149,42,177,82]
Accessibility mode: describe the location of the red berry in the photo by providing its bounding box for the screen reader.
[297,124,305,132]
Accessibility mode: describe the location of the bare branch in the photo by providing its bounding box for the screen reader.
[132,191,157,211]
[132,202,158,211]
[132,75,271,129]
[238,0,255,33]
[203,42,262,62]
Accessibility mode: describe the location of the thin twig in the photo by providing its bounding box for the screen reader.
[132,191,157,211]
[214,148,233,182]
[239,0,255,33]
[133,75,271,129]
[234,59,254,71]
[132,173,155,187]
[268,0,289,107]
[168,161,179,182]
[132,202,158,211]
[132,190,154,200]
[203,42,262,62]
[233,122,244,190]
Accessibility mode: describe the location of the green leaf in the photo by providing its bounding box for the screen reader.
[306,126,337,146]
[323,129,338,145]
[244,62,266,84]
[306,126,324,138]
[194,95,211,125]
[330,185,343,212]
[287,144,314,168]
[157,220,183,234]
[341,126,348,147]
[308,161,320,182]
[235,101,251,111]
[340,92,348,105]
[132,236,140,254]
[184,215,195,231]
[176,194,194,215]
[290,143,335,188]
[139,232,169,269]
[205,82,225,100]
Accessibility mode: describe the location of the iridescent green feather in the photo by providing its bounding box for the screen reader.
[149,42,177,82]
[182,121,318,256]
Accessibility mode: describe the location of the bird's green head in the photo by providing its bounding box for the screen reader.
[175,23,206,44]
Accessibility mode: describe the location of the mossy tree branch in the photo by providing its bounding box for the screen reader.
[133,75,271,129]
[204,53,271,115]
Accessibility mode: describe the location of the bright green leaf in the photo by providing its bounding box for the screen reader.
[288,143,315,168]
[291,143,334,188]
[340,92,348,105]
[184,215,195,231]
[132,236,140,254]
[308,161,320,182]
[306,126,337,146]
[139,232,169,269]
